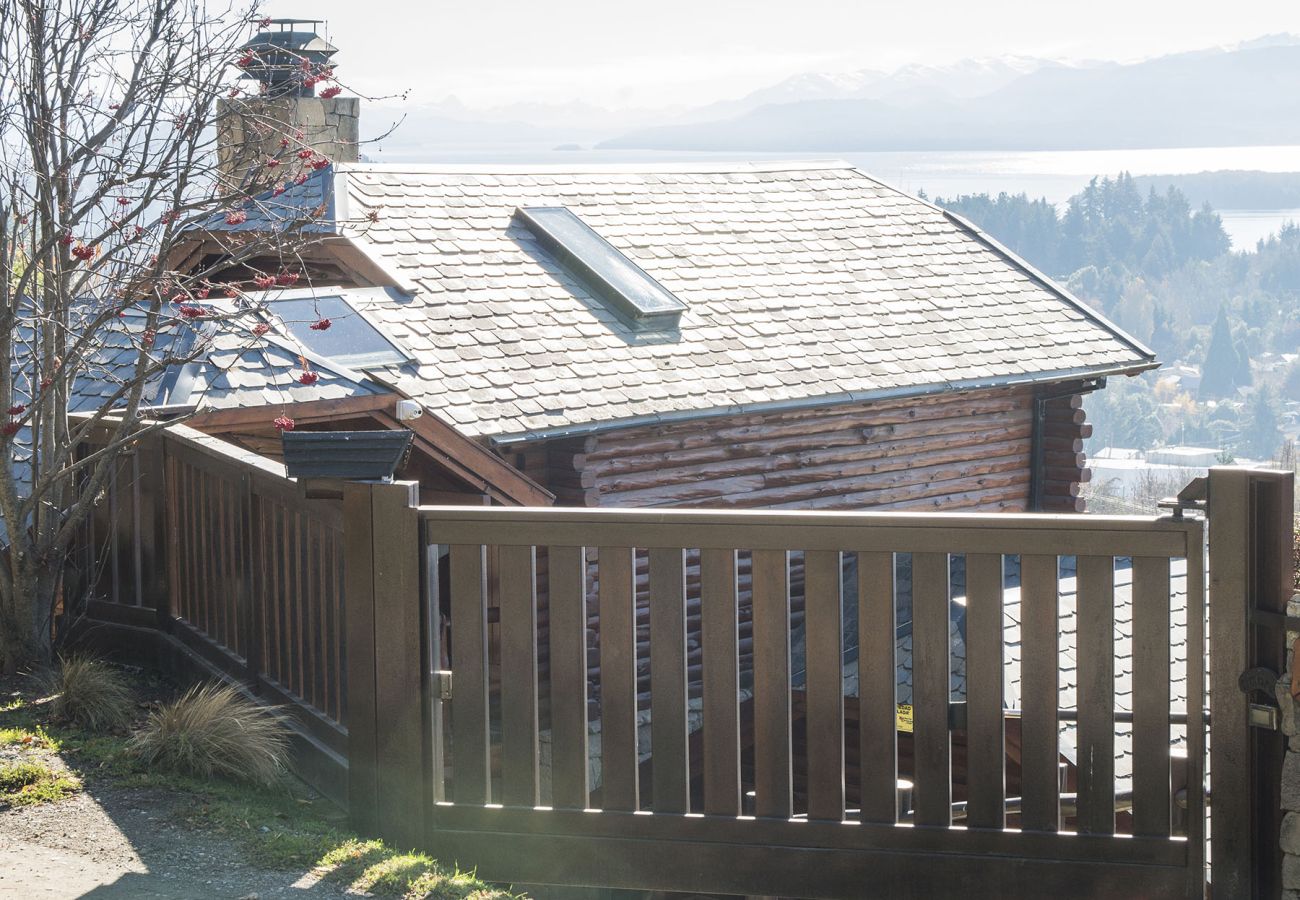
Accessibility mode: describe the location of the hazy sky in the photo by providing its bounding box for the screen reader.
[266,0,1300,108]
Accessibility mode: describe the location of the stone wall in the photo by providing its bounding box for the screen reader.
[216,96,360,180]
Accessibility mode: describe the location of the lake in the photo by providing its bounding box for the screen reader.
[369,142,1300,249]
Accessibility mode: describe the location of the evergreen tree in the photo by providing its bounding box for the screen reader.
[1232,337,1254,391]
[1190,203,1231,259]
[1149,302,1177,356]
[1199,308,1243,399]
[1241,386,1282,459]
[1284,361,1300,403]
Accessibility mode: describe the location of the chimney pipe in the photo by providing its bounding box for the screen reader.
[217,18,359,180]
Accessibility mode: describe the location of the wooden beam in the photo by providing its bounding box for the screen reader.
[192,393,553,508]
[190,394,397,429]
[372,410,554,508]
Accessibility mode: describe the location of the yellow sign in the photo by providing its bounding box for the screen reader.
[896,704,913,733]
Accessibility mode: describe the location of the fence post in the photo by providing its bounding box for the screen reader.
[343,480,427,849]
[122,429,171,625]
[1208,466,1294,898]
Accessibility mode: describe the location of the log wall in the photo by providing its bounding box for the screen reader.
[1041,392,1093,513]
[526,385,1059,514]
[510,383,1096,718]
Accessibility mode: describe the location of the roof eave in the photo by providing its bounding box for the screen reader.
[487,360,1157,446]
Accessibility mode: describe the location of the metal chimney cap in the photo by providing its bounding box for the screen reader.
[239,18,339,98]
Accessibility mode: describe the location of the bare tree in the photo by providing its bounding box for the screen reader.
[0,0,365,671]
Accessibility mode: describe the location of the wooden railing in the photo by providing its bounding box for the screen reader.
[347,482,1210,899]
[78,424,347,797]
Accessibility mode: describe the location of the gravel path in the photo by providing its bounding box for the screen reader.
[0,782,364,899]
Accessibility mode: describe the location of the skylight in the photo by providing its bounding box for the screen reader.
[267,294,410,369]
[514,207,686,327]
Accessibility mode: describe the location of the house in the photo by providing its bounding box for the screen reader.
[178,157,1155,515]
[138,65,1164,814]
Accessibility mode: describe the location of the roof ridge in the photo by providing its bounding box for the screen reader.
[337,158,859,176]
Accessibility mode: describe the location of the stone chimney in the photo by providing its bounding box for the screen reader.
[217,19,359,180]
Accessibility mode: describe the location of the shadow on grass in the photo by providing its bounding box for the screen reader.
[0,674,518,899]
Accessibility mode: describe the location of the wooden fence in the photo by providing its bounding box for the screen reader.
[78,424,348,800]
[76,427,1297,898]
[348,482,1213,899]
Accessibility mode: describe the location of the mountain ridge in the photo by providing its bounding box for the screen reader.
[598,43,1300,152]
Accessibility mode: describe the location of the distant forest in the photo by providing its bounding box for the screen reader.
[936,174,1300,458]
[1130,171,1300,211]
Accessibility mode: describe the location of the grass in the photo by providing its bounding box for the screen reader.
[0,679,518,899]
[130,682,288,785]
[0,759,80,806]
[45,655,135,732]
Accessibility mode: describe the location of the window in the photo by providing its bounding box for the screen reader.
[514,207,686,327]
[267,294,410,369]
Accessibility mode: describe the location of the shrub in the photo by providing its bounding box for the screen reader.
[44,656,135,733]
[130,682,287,785]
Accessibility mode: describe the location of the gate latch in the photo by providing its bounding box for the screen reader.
[1239,667,1281,731]
[1157,476,1207,519]
[435,670,453,701]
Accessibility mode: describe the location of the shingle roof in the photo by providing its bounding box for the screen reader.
[70,310,383,418]
[325,160,1155,441]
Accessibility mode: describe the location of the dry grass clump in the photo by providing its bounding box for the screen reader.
[45,656,135,733]
[130,682,288,785]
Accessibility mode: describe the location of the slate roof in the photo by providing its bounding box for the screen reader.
[311,160,1156,441]
[196,164,337,235]
[67,308,383,421]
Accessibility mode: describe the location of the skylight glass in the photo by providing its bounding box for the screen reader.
[515,207,686,326]
[268,295,409,368]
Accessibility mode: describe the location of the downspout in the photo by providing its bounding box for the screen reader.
[1029,378,1106,512]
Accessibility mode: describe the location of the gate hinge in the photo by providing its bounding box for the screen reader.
[435,670,453,701]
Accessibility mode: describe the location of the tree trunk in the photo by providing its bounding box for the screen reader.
[0,569,50,674]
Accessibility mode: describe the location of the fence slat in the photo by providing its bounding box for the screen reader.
[1132,555,1171,838]
[912,552,951,828]
[499,545,539,808]
[450,543,491,804]
[1184,520,1207,898]
[1019,554,1060,832]
[858,551,897,824]
[1076,555,1115,836]
[964,553,1004,830]
[649,547,689,814]
[548,545,590,810]
[752,548,792,820]
[700,547,740,817]
[273,504,287,688]
[598,546,639,812]
[805,550,844,822]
